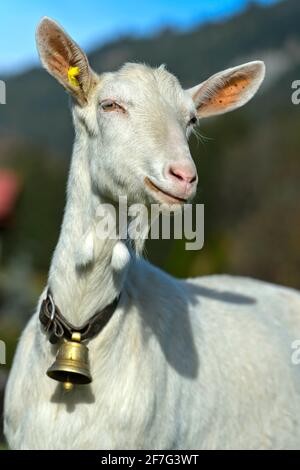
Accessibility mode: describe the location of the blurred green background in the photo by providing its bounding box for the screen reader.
[1,0,300,443]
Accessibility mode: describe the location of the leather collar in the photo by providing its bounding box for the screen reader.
[39,289,120,344]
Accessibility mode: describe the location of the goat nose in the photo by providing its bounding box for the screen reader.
[168,163,197,185]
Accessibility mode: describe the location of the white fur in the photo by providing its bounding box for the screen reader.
[4,19,300,450]
[111,241,131,272]
[75,229,95,267]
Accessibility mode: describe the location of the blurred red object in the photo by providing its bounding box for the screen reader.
[0,170,20,227]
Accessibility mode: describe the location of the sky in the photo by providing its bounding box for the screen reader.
[0,0,278,74]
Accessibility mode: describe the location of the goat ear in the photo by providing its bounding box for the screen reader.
[36,17,97,106]
[187,61,265,119]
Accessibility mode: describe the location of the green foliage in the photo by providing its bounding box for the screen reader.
[1,146,67,271]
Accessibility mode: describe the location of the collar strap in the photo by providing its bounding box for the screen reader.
[39,289,120,344]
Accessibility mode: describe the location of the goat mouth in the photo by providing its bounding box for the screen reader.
[144,177,187,205]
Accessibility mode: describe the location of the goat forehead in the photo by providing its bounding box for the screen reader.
[99,63,191,115]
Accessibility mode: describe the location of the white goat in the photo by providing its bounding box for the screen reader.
[4,17,300,450]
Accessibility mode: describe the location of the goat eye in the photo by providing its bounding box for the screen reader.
[188,116,198,126]
[100,99,124,112]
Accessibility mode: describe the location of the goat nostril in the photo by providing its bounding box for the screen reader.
[170,168,184,181]
[169,166,197,185]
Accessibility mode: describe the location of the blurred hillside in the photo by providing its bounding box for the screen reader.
[0,0,300,324]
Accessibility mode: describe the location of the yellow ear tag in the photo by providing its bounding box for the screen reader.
[68,66,80,87]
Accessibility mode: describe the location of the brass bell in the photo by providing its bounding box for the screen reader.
[47,332,92,391]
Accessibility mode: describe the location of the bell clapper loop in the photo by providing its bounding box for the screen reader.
[71,332,81,343]
[46,330,92,391]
